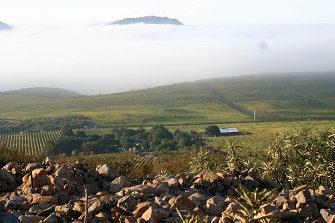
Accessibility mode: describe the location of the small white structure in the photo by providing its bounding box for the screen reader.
[219,128,240,135]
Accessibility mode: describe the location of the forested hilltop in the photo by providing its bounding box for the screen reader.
[0,87,83,98]
[0,21,11,30]
[110,16,183,25]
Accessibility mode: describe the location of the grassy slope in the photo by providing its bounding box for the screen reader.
[0,82,251,125]
[0,72,334,125]
[202,72,335,121]
[0,87,83,98]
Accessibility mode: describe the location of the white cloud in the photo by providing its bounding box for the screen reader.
[0,22,335,94]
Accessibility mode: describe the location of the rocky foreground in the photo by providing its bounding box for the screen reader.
[1,159,335,223]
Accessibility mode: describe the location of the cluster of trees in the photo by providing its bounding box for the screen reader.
[49,125,194,156]
[204,125,221,137]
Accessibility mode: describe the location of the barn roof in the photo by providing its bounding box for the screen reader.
[219,128,239,134]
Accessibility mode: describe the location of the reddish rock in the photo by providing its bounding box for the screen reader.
[205,196,225,216]
[25,163,43,172]
[88,199,105,215]
[94,212,109,221]
[295,190,313,204]
[55,205,82,219]
[124,185,157,195]
[109,176,131,193]
[290,185,309,197]
[203,172,220,183]
[18,215,45,223]
[132,202,152,218]
[320,209,335,222]
[55,166,72,179]
[142,206,159,223]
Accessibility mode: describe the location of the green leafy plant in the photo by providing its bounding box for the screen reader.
[225,185,277,223]
[188,147,224,174]
[260,127,335,189]
[176,208,204,223]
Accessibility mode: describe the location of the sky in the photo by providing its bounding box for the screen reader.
[1,0,335,95]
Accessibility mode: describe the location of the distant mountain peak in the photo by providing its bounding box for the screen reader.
[111,16,183,25]
[0,21,11,30]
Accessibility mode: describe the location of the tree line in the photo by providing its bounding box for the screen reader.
[48,125,195,156]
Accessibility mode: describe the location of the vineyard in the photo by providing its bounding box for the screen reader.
[71,151,159,169]
[0,128,120,155]
[73,127,116,136]
[0,129,159,172]
[0,130,61,156]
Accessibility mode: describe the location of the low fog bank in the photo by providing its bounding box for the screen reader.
[1,23,335,95]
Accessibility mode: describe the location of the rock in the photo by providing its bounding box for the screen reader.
[55,205,82,219]
[290,185,309,197]
[142,206,159,223]
[261,205,279,214]
[124,185,157,195]
[117,195,137,214]
[274,195,287,209]
[55,166,72,179]
[172,195,196,210]
[189,192,207,207]
[25,163,43,172]
[37,205,56,218]
[96,164,113,177]
[88,199,105,215]
[203,172,220,183]
[247,168,259,179]
[0,213,20,223]
[109,176,131,193]
[119,215,137,223]
[311,219,327,223]
[132,202,152,218]
[320,209,335,222]
[314,196,330,209]
[295,190,313,204]
[31,194,58,207]
[166,177,180,189]
[2,162,18,170]
[94,212,109,221]
[18,215,45,223]
[4,196,27,211]
[42,212,58,223]
[157,208,170,218]
[44,157,56,166]
[0,168,17,191]
[205,196,225,216]
[243,176,260,189]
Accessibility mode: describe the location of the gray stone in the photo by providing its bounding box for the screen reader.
[0,169,17,191]
[0,214,20,223]
[55,166,72,179]
[117,195,138,214]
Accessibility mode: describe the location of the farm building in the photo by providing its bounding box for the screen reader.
[219,128,240,136]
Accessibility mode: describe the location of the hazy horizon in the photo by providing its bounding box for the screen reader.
[1,0,335,95]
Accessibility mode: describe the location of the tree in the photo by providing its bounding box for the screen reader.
[75,131,87,139]
[205,125,221,137]
[53,136,83,156]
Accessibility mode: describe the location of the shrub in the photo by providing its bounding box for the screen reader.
[0,143,45,166]
[260,128,335,189]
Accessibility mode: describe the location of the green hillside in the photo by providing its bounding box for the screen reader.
[0,72,334,126]
[0,87,83,98]
[202,72,335,121]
